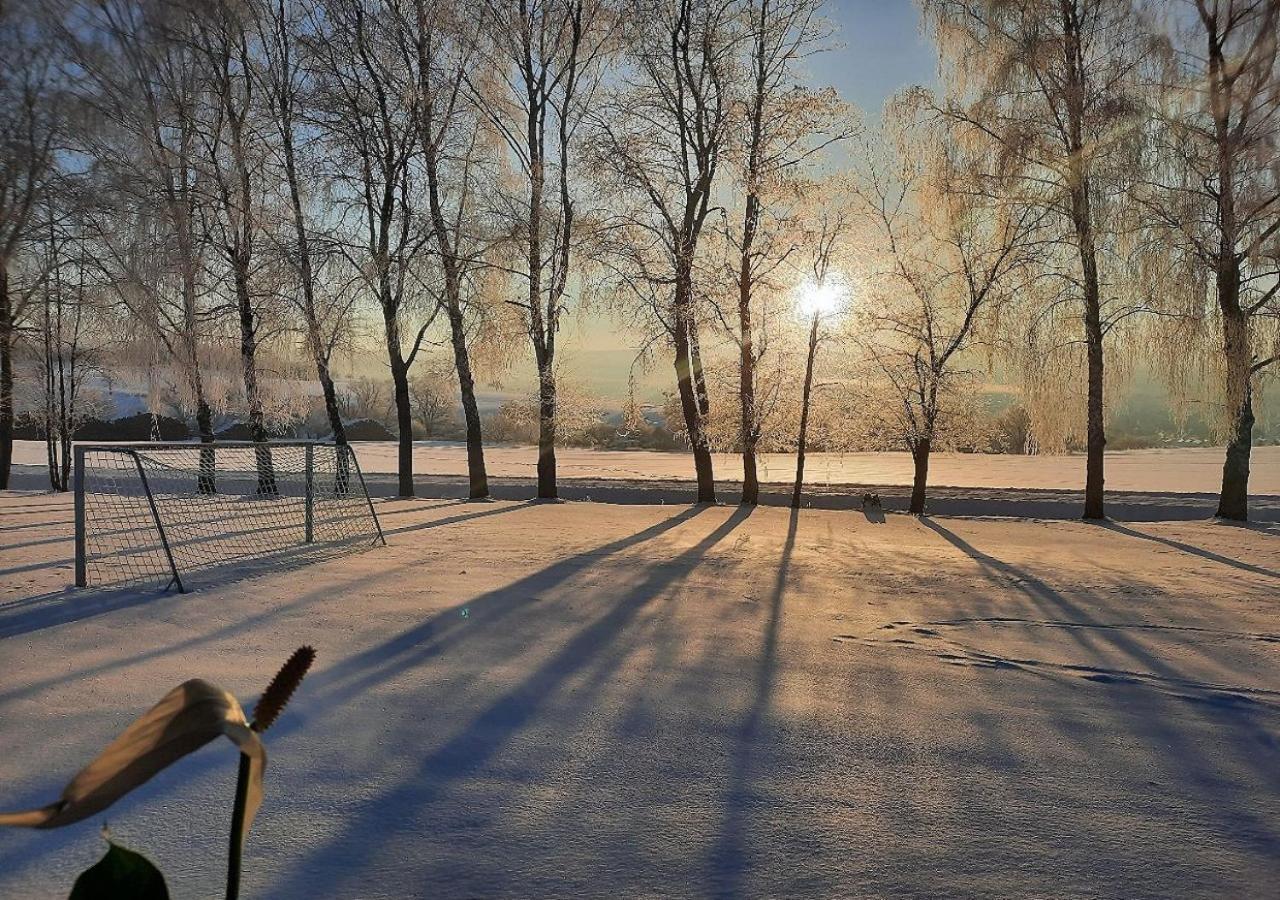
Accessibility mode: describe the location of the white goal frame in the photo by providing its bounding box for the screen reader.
[73,441,386,593]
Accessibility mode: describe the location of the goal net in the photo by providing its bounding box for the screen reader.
[74,442,385,592]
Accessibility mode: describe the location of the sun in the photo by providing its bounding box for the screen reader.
[795,272,848,317]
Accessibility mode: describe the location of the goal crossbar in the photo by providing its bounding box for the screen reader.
[74,441,386,592]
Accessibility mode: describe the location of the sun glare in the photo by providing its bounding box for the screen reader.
[795,273,847,317]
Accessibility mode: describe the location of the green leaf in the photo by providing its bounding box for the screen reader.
[69,840,170,900]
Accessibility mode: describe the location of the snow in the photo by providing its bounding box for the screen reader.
[11,438,1280,493]
[1,491,1278,897]
[8,439,1278,521]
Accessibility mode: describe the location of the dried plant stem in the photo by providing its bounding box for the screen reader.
[225,753,253,900]
[226,647,315,900]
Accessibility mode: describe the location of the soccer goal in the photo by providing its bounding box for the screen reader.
[73,442,386,592]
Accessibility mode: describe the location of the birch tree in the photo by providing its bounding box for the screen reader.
[193,0,279,492]
[729,0,842,505]
[256,0,353,450]
[68,0,221,491]
[407,0,495,500]
[921,0,1149,519]
[1140,0,1280,520]
[853,114,1046,513]
[0,2,60,489]
[470,0,612,500]
[312,0,438,498]
[592,0,741,503]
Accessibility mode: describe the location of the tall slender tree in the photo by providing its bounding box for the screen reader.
[470,0,612,500]
[922,0,1149,519]
[592,0,741,503]
[312,0,437,498]
[256,0,352,452]
[1140,0,1280,520]
[193,0,278,492]
[730,0,839,505]
[409,0,494,500]
[68,0,221,490]
[0,3,60,490]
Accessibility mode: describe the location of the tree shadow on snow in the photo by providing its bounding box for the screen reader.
[1094,520,1279,580]
[707,506,799,895]
[919,516,1280,858]
[262,504,757,894]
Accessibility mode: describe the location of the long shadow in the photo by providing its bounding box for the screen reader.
[0,586,172,639]
[708,506,798,896]
[307,504,720,713]
[267,504,752,894]
[0,533,72,552]
[0,557,77,578]
[919,516,1280,854]
[381,501,524,537]
[1096,520,1279,580]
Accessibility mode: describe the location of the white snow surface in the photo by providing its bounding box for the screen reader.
[11,438,1280,493]
[0,493,1278,897]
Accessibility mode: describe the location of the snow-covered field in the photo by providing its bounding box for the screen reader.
[344,441,1280,494]
[9,439,1279,520]
[9,439,1280,493]
[1,492,1278,897]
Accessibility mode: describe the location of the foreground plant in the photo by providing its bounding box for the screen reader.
[0,646,316,899]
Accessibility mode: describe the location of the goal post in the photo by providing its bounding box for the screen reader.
[74,441,385,592]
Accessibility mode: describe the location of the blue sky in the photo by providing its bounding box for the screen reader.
[808,0,938,118]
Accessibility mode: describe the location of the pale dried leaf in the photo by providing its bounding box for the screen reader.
[0,679,266,842]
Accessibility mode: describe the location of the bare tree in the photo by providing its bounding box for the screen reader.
[256,0,352,451]
[592,0,741,503]
[67,0,222,491]
[853,114,1046,514]
[470,0,612,499]
[408,0,495,500]
[35,195,102,491]
[729,0,841,505]
[311,0,438,497]
[789,204,846,509]
[922,0,1149,519]
[192,0,278,492]
[1140,0,1280,520]
[0,3,60,489]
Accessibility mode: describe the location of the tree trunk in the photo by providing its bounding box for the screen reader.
[274,58,348,485]
[909,437,931,515]
[1216,306,1253,520]
[1082,281,1106,520]
[391,359,415,498]
[236,274,276,495]
[195,389,216,496]
[379,298,415,498]
[791,312,819,510]
[0,262,13,491]
[673,299,715,503]
[537,363,557,499]
[445,302,489,500]
[1060,0,1106,521]
[737,211,759,506]
[1067,178,1106,520]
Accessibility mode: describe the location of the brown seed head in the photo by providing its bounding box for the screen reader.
[252,646,316,733]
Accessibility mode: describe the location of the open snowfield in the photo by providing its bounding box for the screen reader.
[1,489,1279,897]
[8,439,1280,520]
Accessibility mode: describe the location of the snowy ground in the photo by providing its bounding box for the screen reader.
[8,439,1280,520]
[1,491,1278,897]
